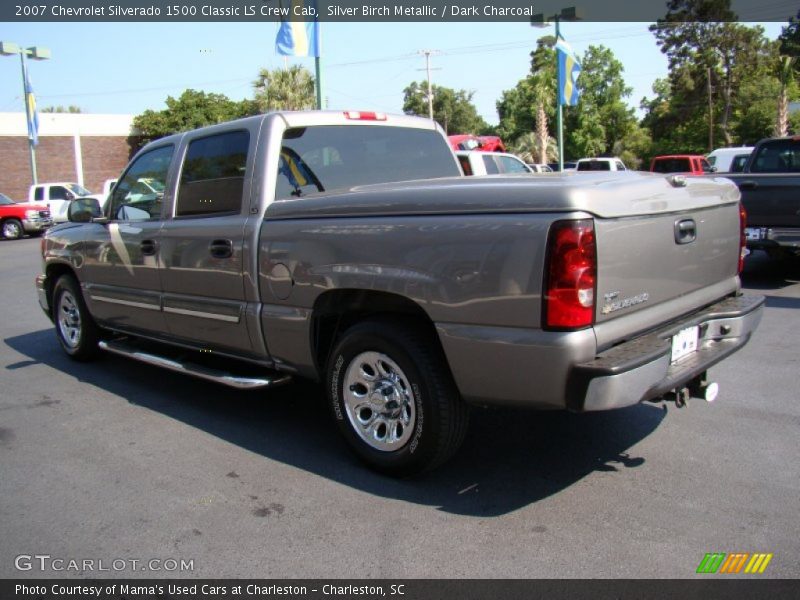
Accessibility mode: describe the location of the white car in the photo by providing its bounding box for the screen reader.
[28,182,104,223]
[706,147,754,173]
[527,163,554,173]
[575,157,628,172]
[455,151,532,176]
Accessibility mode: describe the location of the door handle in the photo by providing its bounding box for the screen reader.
[140,239,158,256]
[674,219,696,244]
[209,239,233,259]
[738,180,758,190]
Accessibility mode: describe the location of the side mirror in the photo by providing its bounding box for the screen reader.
[710,166,718,173]
[67,197,102,223]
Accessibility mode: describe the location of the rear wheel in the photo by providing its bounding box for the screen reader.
[2,219,23,240]
[326,319,468,476]
[53,275,100,361]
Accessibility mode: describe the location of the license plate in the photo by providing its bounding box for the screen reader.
[745,227,763,241]
[671,326,699,363]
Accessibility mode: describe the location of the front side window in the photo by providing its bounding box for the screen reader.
[51,186,70,200]
[496,156,530,173]
[109,145,174,221]
[176,130,249,217]
[482,155,500,174]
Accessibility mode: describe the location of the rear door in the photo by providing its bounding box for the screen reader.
[157,125,261,357]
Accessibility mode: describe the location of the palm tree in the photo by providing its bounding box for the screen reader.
[253,65,316,112]
[511,131,557,164]
[775,55,796,137]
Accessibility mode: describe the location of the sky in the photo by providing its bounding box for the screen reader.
[0,20,788,127]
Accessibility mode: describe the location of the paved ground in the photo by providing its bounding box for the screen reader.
[1,235,798,579]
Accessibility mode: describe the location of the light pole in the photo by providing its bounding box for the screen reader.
[1,41,51,185]
[531,7,580,172]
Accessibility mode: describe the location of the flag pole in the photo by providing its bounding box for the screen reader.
[556,16,563,173]
[20,50,38,185]
[314,11,322,109]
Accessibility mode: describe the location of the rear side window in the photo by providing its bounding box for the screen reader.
[177,130,249,216]
[275,125,459,200]
[34,187,43,201]
[457,155,473,176]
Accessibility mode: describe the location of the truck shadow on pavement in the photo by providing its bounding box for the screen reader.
[6,329,666,517]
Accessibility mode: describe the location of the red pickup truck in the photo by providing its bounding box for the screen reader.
[0,192,53,240]
[650,155,713,175]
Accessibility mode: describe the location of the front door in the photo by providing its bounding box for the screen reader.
[80,144,174,335]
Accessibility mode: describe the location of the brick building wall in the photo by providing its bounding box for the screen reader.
[0,136,133,201]
[0,113,135,201]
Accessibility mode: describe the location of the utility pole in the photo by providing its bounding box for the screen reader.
[418,50,440,120]
[707,67,714,152]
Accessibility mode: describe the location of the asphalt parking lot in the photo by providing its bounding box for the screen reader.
[1,236,798,579]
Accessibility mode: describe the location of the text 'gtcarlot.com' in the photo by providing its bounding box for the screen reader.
[14,554,194,572]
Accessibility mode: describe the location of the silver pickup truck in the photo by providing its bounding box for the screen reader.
[35,111,764,475]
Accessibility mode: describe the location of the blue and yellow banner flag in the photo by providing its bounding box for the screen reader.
[555,36,581,107]
[275,0,320,57]
[23,63,39,146]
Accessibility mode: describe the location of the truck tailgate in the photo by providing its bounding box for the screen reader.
[593,184,742,339]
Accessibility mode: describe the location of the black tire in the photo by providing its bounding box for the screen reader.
[52,275,100,361]
[326,318,468,476]
[2,218,23,240]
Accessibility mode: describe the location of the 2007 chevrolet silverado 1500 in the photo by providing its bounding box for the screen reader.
[718,136,800,259]
[35,111,764,475]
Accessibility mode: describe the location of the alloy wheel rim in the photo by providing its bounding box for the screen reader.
[343,351,416,452]
[3,222,21,238]
[57,291,82,349]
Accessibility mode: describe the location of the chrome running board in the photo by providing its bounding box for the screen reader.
[98,340,292,390]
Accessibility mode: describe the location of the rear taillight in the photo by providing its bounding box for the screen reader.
[738,202,747,273]
[543,219,597,330]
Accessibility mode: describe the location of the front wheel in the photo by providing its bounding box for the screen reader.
[53,275,100,361]
[2,218,23,240]
[326,319,468,476]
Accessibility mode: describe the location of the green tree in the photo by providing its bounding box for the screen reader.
[498,39,644,162]
[648,0,775,149]
[253,65,316,112]
[497,36,557,147]
[132,89,258,148]
[402,82,489,134]
[564,45,642,160]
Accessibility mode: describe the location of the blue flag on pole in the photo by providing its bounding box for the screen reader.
[275,0,320,57]
[24,63,39,146]
[555,36,581,107]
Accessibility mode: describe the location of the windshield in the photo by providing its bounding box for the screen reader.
[0,192,15,205]
[66,183,92,196]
